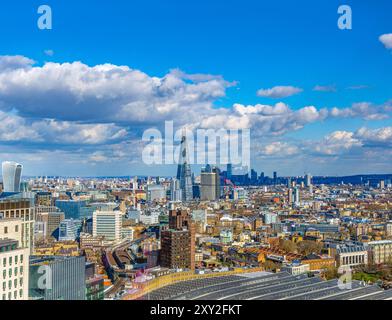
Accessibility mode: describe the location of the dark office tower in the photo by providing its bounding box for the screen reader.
[212,167,221,200]
[160,228,195,270]
[251,169,258,184]
[273,171,277,184]
[162,209,195,270]
[227,163,233,180]
[305,173,312,188]
[176,132,193,201]
[169,209,192,230]
[205,164,212,173]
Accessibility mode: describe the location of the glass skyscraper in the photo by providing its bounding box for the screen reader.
[176,133,193,201]
[2,161,23,192]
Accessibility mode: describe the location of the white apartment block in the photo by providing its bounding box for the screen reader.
[93,210,122,241]
[0,239,29,300]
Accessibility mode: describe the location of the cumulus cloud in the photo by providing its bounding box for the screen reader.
[355,127,392,147]
[259,142,299,156]
[330,102,391,120]
[313,131,362,155]
[0,59,233,125]
[0,55,35,72]
[0,54,391,175]
[379,33,392,49]
[256,86,303,98]
[0,111,127,145]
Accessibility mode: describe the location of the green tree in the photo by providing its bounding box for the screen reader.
[297,240,323,256]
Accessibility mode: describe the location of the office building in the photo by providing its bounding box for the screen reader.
[146,184,166,202]
[92,210,122,241]
[169,178,182,202]
[58,219,81,241]
[200,172,216,201]
[55,200,87,220]
[29,255,86,300]
[227,163,232,180]
[1,161,22,193]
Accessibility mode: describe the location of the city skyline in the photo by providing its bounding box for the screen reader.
[0,0,391,177]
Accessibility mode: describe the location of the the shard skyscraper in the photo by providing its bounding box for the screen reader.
[176,132,193,202]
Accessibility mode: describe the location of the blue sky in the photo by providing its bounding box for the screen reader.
[0,0,391,177]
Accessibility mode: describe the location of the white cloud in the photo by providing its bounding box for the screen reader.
[330,102,390,120]
[355,127,392,147]
[313,84,336,92]
[0,111,127,145]
[313,131,362,155]
[256,86,303,98]
[0,58,233,125]
[259,142,299,156]
[379,33,392,49]
[0,55,35,72]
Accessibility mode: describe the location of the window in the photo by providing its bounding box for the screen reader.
[4,226,8,234]
[15,255,18,264]
[15,225,19,232]
[8,256,12,265]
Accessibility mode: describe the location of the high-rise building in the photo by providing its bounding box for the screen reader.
[200,172,216,201]
[227,163,233,180]
[212,167,221,200]
[0,239,29,300]
[92,210,122,241]
[36,207,65,240]
[288,188,294,204]
[305,173,312,188]
[273,171,277,185]
[55,200,87,220]
[294,187,301,205]
[146,184,166,202]
[169,209,192,230]
[0,198,35,253]
[59,219,81,241]
[170,178,182,202]
[1,161,22,193]
[176,133,193,201]
[29,255,86,300]
[161,209,195,270]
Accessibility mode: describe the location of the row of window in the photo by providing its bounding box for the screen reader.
[2,266,24,279]
[2,255,24,267]
[1,289,24,300]
[2,277,24,291]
